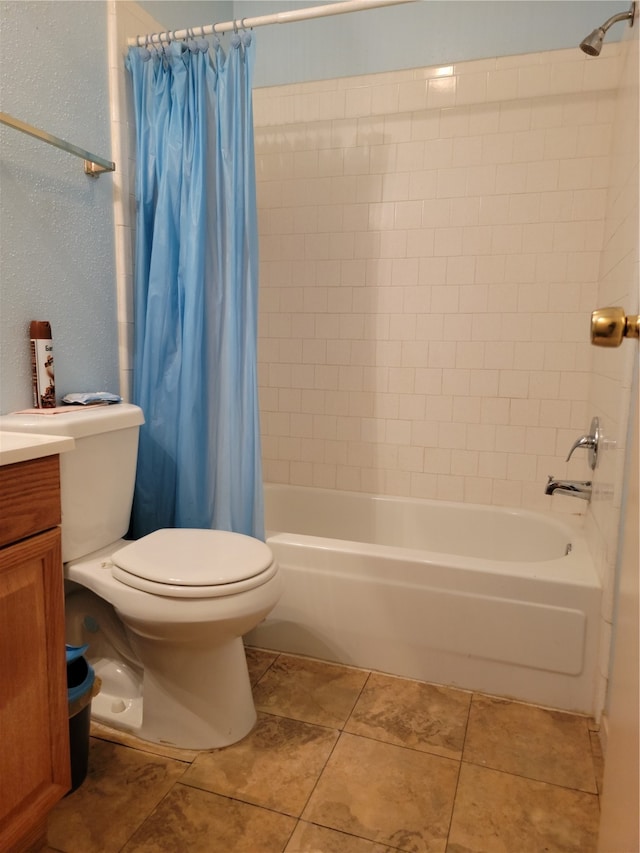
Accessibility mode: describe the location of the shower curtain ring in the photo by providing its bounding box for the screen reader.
[196,24,209,51]
[151,34,165,61]
[139,32,152,61]
[239,17,252,45]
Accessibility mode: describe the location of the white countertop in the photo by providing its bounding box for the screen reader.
[0,431,75,466]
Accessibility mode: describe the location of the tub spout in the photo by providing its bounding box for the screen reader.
[545,476,592,501]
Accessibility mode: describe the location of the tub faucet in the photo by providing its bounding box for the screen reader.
[545,476,592,501]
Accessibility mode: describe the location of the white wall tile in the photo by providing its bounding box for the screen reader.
[436,475,465,501]
[486,68,518,101]
[398,80,427,112]
[427,76,457,108]
[254,45,623,515]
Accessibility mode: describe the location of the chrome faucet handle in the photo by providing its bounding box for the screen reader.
[566,434,595,459]
[565,416,600,470]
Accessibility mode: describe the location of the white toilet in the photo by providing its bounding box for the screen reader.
[0,403,282,749]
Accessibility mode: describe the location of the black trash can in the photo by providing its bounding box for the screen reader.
[66,644,98,793]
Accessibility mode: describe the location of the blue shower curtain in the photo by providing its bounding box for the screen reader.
[126,34,264,540]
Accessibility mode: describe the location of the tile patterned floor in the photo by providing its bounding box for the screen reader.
[46,648,604,853]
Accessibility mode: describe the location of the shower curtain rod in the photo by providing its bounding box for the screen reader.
[128,0,416,46]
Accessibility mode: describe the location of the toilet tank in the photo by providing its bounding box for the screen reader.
[0,404,144,561]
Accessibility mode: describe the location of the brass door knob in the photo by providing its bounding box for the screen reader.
[591,307,640,347]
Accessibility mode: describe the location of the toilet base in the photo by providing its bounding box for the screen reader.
[91,657,143,732]
[131,634,257,749]
[65,589,259,750]
[89,640,257,749]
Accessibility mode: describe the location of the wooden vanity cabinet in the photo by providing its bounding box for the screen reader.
[0,455,70,852]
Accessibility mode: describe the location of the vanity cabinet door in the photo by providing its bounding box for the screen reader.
[0,526,70,853]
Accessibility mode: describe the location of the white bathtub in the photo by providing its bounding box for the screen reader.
[246,484,602,714]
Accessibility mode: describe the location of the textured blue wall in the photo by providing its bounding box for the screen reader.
[139,1,626,86]
[0,1,119,413]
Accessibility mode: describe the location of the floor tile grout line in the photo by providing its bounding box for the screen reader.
[125,754,197,852]
[115,778,190,853]
[444,775,462,853]
[252,651,470,759]
[254,646,375,678]
[293,815,420,853]
[174,775,309,824]
[253,665,470,846]
[334,726,466,762]
[266,691,465,853]
[170,689,350,828]
[459,690,479,765]
[295,729,342,820]
[143,778,305,853]
[586,729,603,795]
[459,685,596,719]
[342,668,374,729]
[280,815,299,853]
[462,691,602,798]
[286,708,350,828]
[588,729,605,798]
[443,688,474,850]
[257,706,465,765]
[458,755,602,797]
[251,649,374,732]
[249,648,282,689]
[156,774,302,830]
[256,707,343,734]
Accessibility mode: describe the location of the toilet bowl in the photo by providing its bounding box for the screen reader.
[0,404,281,749]
[66,529,281,748]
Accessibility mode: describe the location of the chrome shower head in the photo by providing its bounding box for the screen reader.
[580,26,606,56]
[579,2,635,56]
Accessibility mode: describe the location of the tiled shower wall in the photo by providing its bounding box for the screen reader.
[253,46,623,511]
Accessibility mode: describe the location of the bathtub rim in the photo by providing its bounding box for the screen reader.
[264,483,597,587]
[266,530,599,588]
[264,481,586,534]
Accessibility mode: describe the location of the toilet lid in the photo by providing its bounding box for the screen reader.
[111,529,273,587]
